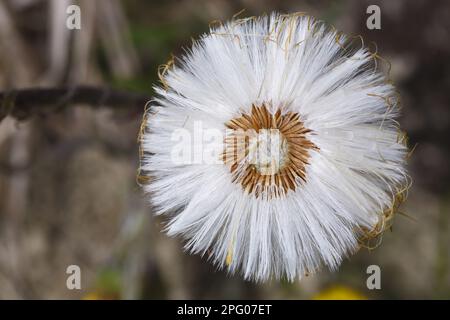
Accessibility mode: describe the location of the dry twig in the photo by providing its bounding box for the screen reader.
[0,86,151,122]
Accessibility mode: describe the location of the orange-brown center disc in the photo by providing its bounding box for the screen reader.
[222,104,318,198]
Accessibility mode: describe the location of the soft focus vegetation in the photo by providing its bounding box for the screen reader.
[0,0,449,299]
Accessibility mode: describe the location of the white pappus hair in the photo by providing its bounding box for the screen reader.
[139,13,410,282]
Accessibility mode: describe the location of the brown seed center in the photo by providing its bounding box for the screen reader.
[222,104,318,198]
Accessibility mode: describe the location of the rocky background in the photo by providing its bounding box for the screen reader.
[0,0,449,299]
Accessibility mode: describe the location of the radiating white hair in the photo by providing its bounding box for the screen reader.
[140,13,410,282]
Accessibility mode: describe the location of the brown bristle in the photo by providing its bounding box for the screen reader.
[222,104,318,198]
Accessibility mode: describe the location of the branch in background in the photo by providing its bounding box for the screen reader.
[0,86,152,121]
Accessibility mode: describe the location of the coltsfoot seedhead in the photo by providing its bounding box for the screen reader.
[139,12,410,282]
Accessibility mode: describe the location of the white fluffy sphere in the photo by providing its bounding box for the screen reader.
[140,13,409,282]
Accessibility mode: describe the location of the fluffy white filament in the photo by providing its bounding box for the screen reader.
[140,13,408,282]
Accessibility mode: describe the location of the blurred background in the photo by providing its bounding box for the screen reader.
[0,0,449,299]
